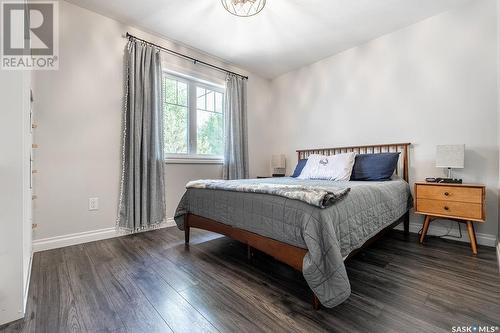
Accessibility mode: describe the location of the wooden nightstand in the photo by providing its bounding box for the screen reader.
[414,182,486,255]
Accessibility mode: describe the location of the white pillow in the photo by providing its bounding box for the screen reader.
[298,152,356,181]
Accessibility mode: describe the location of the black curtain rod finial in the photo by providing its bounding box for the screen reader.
[125,32,248,80]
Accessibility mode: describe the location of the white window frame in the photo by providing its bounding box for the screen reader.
[163,70,225,164]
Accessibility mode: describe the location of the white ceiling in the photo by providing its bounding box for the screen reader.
[66,0,471,78]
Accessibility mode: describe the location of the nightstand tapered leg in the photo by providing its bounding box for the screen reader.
[466,221,478,255]
[419,215,431,244]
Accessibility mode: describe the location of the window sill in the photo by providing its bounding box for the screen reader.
[165,157,224,165]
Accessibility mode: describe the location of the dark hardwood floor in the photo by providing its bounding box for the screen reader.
[2,228,499,333]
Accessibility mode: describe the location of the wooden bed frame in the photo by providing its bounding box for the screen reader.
[184,143,411,309]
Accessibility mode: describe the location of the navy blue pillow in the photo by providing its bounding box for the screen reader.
[350,153,400,181]
[291,159,307,178]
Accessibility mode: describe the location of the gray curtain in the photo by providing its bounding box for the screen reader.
[223,74,249,180]
[118,39,166,232]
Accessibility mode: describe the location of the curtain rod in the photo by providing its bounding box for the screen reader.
[125,33,249,80]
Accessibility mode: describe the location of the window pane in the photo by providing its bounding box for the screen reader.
[197,110,223,155]
[163,74,224,158]
[197,87,206,110]
[215,92,223,113]
[206,90,215,111]
[164,78,177,104]
[164,104,188,154]
[178,81,187,106]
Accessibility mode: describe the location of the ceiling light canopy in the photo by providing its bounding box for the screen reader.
[221,0,266,17]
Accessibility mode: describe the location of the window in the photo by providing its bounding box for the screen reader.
[163,76,188,154]
[162,72,225,162]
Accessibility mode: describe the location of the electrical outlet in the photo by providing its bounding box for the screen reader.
[88,197,99,211]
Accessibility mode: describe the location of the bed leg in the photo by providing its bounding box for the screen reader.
[403,212,410,239]
[184,226,190,244]
[312,294,320,310]
[184,217,190,245]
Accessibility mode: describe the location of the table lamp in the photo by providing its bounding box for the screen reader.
[271,154,286,177]
[435,144,464,182]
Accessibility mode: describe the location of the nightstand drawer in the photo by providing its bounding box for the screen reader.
[416,199,482,220]
[415,185,482,203]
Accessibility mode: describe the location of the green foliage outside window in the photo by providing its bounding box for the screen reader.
[163,78,188,154]
[197,111,223,155]
[163,75,224,157]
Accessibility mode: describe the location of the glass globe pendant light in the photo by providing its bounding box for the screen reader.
[221,0,266,17]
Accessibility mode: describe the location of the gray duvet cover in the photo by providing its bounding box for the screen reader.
[174,177,412,308]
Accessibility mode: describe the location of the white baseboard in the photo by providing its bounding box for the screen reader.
[32,218,177,252]
[395,221,497,247]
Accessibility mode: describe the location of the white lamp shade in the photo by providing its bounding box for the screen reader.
[271,154,286,169]
[436,145,465,169]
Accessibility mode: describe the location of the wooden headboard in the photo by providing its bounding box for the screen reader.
[296,143,411,182]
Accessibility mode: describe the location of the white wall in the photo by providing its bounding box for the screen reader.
[269,0,499,240]
[31,1,272,242]
[497,0,500,255]
[30,0,499,246]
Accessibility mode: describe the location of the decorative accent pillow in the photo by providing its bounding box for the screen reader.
[298,152,356,181]
[291,159,307,178]
[350,152,400,181]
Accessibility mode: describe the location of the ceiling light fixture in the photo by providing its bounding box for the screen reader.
[221,0,266,17]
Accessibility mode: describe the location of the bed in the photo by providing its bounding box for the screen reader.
[174,143,412,309]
